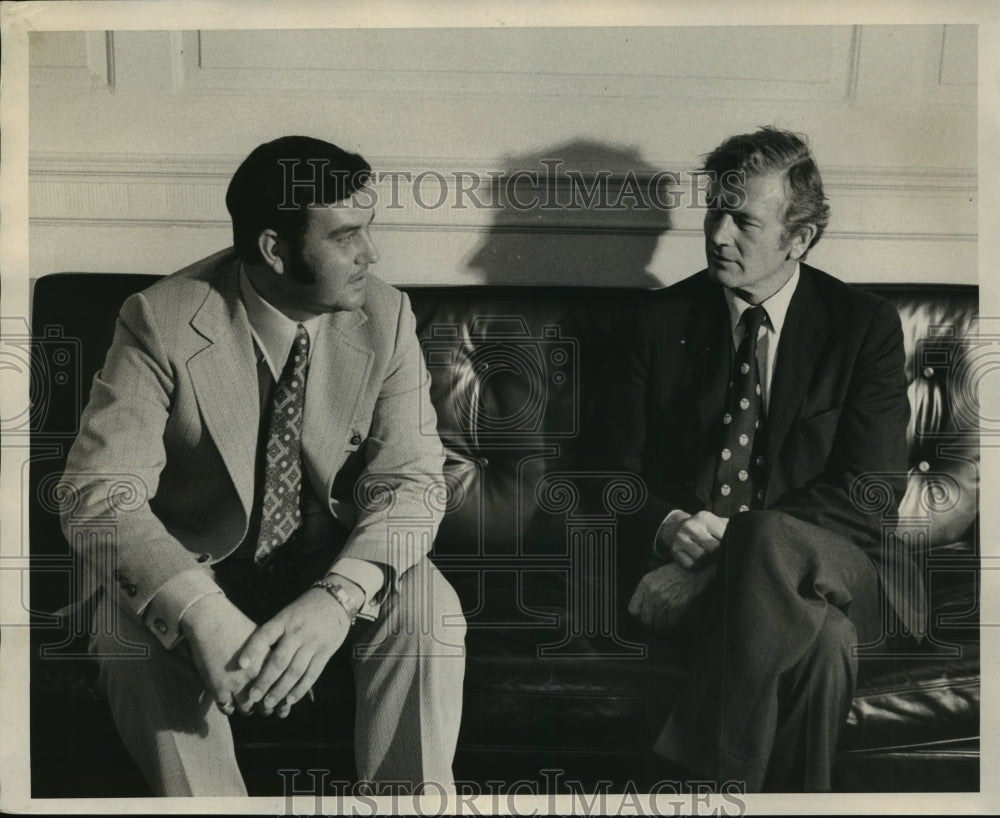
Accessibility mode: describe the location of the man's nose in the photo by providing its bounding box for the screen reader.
[706,212,734,245]
[358,229,379,265]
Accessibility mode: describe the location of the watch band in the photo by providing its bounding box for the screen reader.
[311,579,360,625]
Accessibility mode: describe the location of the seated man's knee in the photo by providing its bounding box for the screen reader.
[90,603,162,682]
[428,565,466,644]
[388,560,466,650]
[723,510,796,567]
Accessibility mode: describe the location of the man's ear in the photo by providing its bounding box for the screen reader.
[786,223,817,261]
[258,229,286,275]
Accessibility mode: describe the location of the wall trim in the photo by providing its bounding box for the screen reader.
[29,152,977,243]
[26,218,978,244]
[30,151,978,190]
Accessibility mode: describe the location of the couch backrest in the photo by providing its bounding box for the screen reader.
[28,274,979,613]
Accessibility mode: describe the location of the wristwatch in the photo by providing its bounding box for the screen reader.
[311,579,361,625]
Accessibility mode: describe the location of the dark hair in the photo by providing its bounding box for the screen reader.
[701,127,830,255]
[226,135,372,262]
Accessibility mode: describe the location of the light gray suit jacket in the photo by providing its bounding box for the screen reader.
[61,248,445,646]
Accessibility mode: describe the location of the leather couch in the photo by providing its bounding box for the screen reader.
[27,273,980,796]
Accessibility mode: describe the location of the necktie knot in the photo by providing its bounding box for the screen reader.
[289,324,310,370]
[740,305,767,338]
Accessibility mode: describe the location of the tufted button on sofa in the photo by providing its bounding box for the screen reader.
[28,275,979,796]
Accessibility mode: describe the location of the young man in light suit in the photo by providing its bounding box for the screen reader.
[609,128,917,790]
[61,136,466,796]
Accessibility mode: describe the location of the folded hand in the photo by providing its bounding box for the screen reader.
[237,587,351,717]
[628,561,717,629]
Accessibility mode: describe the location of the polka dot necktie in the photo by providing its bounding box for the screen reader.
[711,305,768,517]
[254,324,310,565]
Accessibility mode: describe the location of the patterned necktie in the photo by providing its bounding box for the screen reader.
[711,305,768,516]
[254,324,310,565]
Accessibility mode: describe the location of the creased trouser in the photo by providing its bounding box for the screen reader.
[89,557,467,797]
[653,510,883,792]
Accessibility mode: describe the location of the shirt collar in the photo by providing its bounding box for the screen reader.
[239,265,323,381]
[723,263,800,337]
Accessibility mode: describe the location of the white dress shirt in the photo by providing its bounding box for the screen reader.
[721,264,800,415]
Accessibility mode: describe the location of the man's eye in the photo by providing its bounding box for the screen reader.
[336,232,357,245]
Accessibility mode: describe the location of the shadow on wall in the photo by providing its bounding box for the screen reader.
[466,140,674,287]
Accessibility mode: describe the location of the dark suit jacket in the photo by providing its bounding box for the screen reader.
[604,263,923,636]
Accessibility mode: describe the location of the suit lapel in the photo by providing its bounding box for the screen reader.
[186,260,259,517]
[687,289,732,433]
[302,308,374,499]
[764,265,828,484]
[682,280,732,504]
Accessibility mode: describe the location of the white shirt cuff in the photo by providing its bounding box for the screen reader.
[141,568,223,649]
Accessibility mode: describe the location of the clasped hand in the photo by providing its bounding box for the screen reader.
[627,510,728,629]
[183,586,351,719]
[664,509,728,569]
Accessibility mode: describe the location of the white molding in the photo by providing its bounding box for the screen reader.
[30,153,237,179]
[29,31,113,90]
[30,152,978,189]
[29,152,978,243]
[926,24,976,105]
[176,28,859,102]
[25,219,978,244]
[845,26,862,102]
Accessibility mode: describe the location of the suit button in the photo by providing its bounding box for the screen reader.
[153,618,168,634]
[125,584,137,596]
[350,433,362,446]
[197,553,210,563]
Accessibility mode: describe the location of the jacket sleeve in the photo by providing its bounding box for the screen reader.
[60,292,223,648]
[331,291,446,600]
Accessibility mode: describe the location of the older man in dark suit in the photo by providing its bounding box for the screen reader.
[608,128,918,791]
[61,136,466,796]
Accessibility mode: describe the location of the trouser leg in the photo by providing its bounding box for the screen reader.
[350,558,467,791]
[653,510,882,792]
[89,596,247,797]
[763,605,861,791]
[91,547,466,796]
